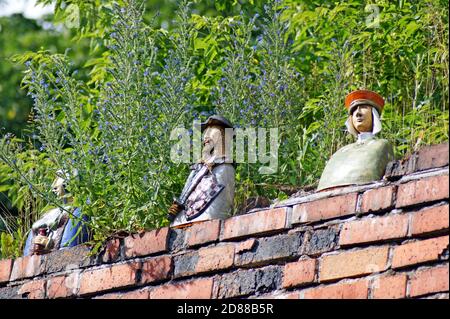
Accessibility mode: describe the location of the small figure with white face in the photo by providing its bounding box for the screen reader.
[317,90,394,191]
[167,115,235,227]
[23,170,89,255]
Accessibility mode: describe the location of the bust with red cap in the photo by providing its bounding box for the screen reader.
[317,89,394,191]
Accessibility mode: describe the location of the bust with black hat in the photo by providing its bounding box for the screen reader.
[317,89,394,191]
[167,115,235,227]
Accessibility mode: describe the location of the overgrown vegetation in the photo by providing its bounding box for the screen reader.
[1,0,448,258]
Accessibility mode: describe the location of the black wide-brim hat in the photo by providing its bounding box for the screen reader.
[198,115,234,132]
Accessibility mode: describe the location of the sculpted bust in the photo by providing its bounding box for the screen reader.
[167,115,235,227]
[23,170,89,255]
[317,90,394,191]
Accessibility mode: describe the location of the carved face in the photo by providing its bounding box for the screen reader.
[202,125,225,161]
[51,175,66,198]
[351,105,373,133]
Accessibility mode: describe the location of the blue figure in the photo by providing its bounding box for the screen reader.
[23,170,89,256]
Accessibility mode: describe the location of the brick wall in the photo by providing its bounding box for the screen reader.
[0,142,448,299]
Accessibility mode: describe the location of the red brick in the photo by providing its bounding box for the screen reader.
[411,205,449,236]
[95,288,150,299]
[47,272,80,299]
[221,208,287,240]
[10,255,45,281]
[416,143,449,171]
[396,175,449,208]
[124,227,169,258]
[79,262,140,296]
[140,256,172,284]
[361,186,395,213]
[319,247,389,282]
[236,238,257,253]
[292,193,358,224]
[0,259,12,284]
[102,238,121,263]
[339,214,408,246]
[371,274,407,299]
[150,278,214,299]
[302,279,369,299]
[186,219,221,247]
[283,259,316,288]
[196,244,235,274]
[392,236,449,269]
[409,265,449,297]
[18,279,46,299]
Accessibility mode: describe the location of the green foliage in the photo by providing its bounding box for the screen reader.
[0,13,94,136]
[0,135,52,258]
[0,0,448,257]
[1,232,18,259]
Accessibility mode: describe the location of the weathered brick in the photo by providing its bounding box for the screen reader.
[47,272,80,299]
[303,228,338,256]
[0,285,20,299]
[18,279,46,299]
[384,156,416,180]
[302,279,369,299]
[396,175,449,208]
[0,259,13,284]
[124,227,169,259]
[196,244,234,274]
[140,256,172,284]
[416,143,449,171]
[411,205,449,236]
[339,214,408,246]
[44,245,94,274]
[10,255,46,281]
[79,262,140,296]
[371,274,407,299]
[319,247,389,282]
[292,193,358,224]
[360,186,395,213]
[253,267,283,295]
[95,288,150,299]
[409,265,449,297]
[221,208,287,241]
[215,269,257,298]
[150,277,214,299]
[214,266,282,299]
[235,233,302,267]
[282,258,316,288]
[174,244,234,278]
[186,219,221,247]
[102,238,121,263]
[168,228,186,252]
[236,238,257,253]
[392,236,449,269]
[173,252,198,278]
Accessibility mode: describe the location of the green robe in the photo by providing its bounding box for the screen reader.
[317,137,394,191]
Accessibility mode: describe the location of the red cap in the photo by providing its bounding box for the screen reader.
[345,89,385,114]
